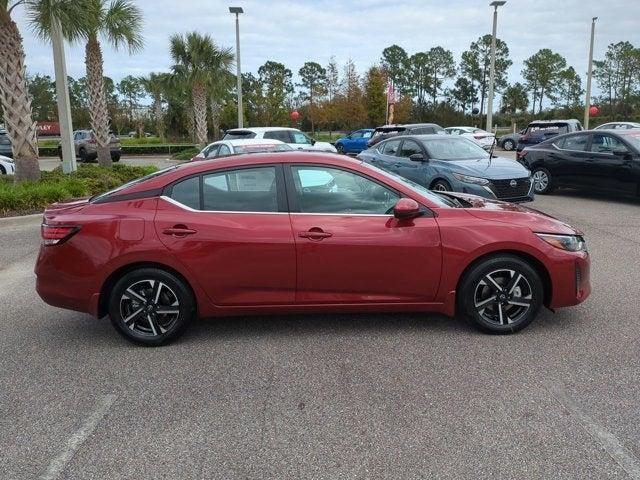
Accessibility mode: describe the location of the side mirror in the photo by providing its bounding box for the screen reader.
[409,153,425,162]
[393,198,422,219]
[612,148,629,157]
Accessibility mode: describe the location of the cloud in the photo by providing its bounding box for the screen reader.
[11,0,639,99]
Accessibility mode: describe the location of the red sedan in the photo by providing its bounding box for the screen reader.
[35,153,591,345]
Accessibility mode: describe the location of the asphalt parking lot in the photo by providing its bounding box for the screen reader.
[2,155,640,479]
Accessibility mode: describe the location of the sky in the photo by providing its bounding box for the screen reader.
[12,0,640,103]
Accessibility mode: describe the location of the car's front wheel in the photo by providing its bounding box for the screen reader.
[431,179,452,192]
[336,144,345,154]
[531,167,554,194]
[502,139,515,151]
[108,268,195,346]
[458,254,544,334]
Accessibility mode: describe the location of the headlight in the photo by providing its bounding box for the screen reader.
[452,173,489,186]
[536,233,587,252]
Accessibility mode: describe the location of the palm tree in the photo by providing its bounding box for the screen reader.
[0,0,80,181]
[141,72,170,141]
[79,0,142,167]
[170,32,233,147]
[208,70,234,141]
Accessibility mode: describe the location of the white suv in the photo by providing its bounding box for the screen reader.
[223,127,337,153]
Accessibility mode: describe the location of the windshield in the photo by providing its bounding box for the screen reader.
[622,131,640,151]
[422,137,489,160]
[360,161,450,208]
[527,124,568,135]
[91,166,178,202]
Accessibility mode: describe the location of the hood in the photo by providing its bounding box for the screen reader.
[312,141,337,152]
[443,192,581,236]
[440,156,530,180]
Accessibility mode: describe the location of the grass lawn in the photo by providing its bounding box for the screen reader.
[0,164,157,217]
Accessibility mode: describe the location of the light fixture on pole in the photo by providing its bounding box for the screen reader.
[584,17,597,129]
[229,6,244,128]
[51,16,76,173]
[486,0,506,134]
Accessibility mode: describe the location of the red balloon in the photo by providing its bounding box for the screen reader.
[589,105,599,117]
[290,110,300,121]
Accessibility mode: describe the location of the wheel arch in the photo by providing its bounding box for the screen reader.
[429,177,451,189]
[98,261,198,318]
[455,249,553,310]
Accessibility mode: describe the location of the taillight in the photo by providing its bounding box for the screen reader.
[41,224,80,246]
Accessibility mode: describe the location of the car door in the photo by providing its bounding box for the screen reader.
[288,130,315,150]
[155,165,296,305]
[547,133,591,188]
[394,139,426,184]
[285,164,442,303]
[375,138,402,172]
[587,133,637,194]
[346,130,364,153]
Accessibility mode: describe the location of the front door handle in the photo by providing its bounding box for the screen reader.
[298,229,333,240]
[162,225,197,237]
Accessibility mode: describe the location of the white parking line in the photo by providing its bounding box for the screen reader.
[548,383,640,479]
[40,394,117,480]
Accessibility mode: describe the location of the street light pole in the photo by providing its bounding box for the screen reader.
[51,16,76,173]
[486,0,506,134]
[229,7,244,128]
[584,17,597,129]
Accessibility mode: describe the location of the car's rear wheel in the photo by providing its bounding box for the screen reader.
[531,167,554,194]
[78,148,88,163]
[108,268,195,346]
[502,139,515,151]
[111,153,121,162]
[458,255,543,334]
[0,165,5,175]
[336,144,345,154]
[431,179,452,192]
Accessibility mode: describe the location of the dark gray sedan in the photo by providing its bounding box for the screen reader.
[358,135,534,203]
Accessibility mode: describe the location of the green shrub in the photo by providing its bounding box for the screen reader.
[172,148,199,161]
[0,164,158,216]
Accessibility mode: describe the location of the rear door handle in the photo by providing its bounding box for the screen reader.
[298,230,333,240]
[162,226,197,236]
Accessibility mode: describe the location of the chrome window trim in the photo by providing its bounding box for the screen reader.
[160,195,286,215]
[160,196,395,217]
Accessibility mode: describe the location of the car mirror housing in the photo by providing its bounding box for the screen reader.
[393,198,422,219]
[409,153,426,162]
[612,148,629,157]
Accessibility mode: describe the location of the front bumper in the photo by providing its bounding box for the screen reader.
[548,251,591,309]
[451,177,535,203]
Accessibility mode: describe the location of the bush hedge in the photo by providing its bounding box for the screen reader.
[38,144,197,157]
[0,164,157,216]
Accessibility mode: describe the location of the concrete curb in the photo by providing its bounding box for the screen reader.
[0,213,42,226]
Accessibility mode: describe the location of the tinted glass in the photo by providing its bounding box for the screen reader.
[264,130,293,143]
[590,134,628,154]
[234,143,292,154]
[381,139,401,155]
[170,176,200,209]
[528,124,568,134]
[202,167,277,212]
[223,131,257,140]
[218,144,231,156]
[204,145,220,158]
[621,132,640,151]
[422,137,488,160]
[291,166,399,214]
[350,131,364,139]
[558,135,588,151]
[362,131,373,138]
[291,131,313,145]
[399,140,422,158]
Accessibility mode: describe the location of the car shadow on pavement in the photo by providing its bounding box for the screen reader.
[550,188,640,206]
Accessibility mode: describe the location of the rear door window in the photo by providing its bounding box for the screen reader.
[202,167,278,212]
[381,139,401,156]
[398,140,422,158]
[557,134,588,151]
[170,176,200,209]
[264,130,294,143]
[590,134,628,154]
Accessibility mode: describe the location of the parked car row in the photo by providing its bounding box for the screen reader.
[57,129,122,162]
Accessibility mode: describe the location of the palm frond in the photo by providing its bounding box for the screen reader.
[102,0,143,52]
[25,0,86,42]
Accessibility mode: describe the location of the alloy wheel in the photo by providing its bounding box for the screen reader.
[532,170,549,193]
[473,269,533,326]
[119,279,180,337]
[433,182,450,192]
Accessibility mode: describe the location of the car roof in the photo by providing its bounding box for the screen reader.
[528,119,580,125]
[209,138,286,147]
[226,127,299,133]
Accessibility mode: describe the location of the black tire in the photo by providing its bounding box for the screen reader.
[336,144,345,155]
[502,139,515,151]
[0,165,5,175]
[458,254,544,334]
[531,167,555,194]
[58,147,63,160]
[108,268,195,346]
[111,154,121,162]
[431,179,452,192]
[78,148,88,163]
